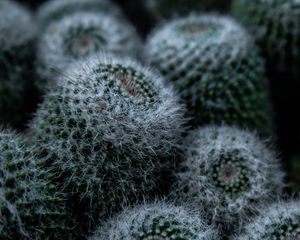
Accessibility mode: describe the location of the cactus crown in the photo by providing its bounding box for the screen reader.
[146,15,272,135]
[171,126,284,226]
[37,0,123,27]
[235,201,300,240]
[31,54,185,227]
[91,202,218,240]
[37,12,142,88]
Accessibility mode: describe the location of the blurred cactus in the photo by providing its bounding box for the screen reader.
[235,200,300,239]
[171,126,284,230]
[37,11,142,91]
[0,0,36,127]
[90,202,219,240]
[146,15,272,136]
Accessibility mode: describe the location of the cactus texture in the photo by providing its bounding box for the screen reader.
[90,202,219,240]
[30,54,186,230]
[37,0,124,27]
[37,11,142,91]
[146,0,231,20]
[235,200,300,239]
[0,0,36,127]
[232,0,300,75]
[0,129,75,240]
[171,126,284,229]
[146,15,272,136]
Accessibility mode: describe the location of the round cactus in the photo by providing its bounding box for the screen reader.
[146,15,272,136]
[232,0,300,75]
[171,126,284,230]
[235,200,300,239]
[0,129,75,239]
[37,11,142,91]
[30,54,186,230]
[0,0,36,127]
[90,202,219,240]
[37,0,124,27]
[145,0,231,20]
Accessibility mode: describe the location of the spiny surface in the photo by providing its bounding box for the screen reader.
[171,126,284,229]
[37,12,142,90]
[232,0,300,75]
[37,0,124,27]
[146,14,272,136]
[235,200,300,240]
[0,0,36,127]
[31,54,186,231]
[0,129,74,240]
[90,202,219,240]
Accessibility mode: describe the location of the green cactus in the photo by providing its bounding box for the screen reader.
[0,0,36,127]
[37,11,142,91]
[91,202,219,240]
[0,129,75,240]
[37,0,124,28]
[232,0,300,76]
[30,54,186,232]
[146,14,272,136]
[146,0,231,20]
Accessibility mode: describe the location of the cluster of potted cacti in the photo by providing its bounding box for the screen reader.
[1,0,300,239]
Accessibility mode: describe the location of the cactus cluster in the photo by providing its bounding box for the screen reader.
[30,54,186,229]
[91,202,219,240]
[0,0,36,127]
[37,0,124,27]
[171,126,284,229]
[145,0,231,20]
[37,11,142,91]
[235,200,300,239]
[0,129,75,239]
[146,15,272,136]
[232,0,300,75]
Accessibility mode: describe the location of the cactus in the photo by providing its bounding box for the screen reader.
[37,0,124,27]
[145,0,231,20]
[30,54,186,231]
[171,126,284,230]
[146,15,272,136]
[90,202,219,240]
[232,0,300,75]
[0,129,75,239]
[0,0,36,127]
[235,200,300,239]
[37,11,142,91]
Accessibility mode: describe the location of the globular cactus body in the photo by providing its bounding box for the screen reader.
[146,15,272,136]
[0,130,74,239]
[90,202,219,240]
[235,201,300,239]
[232,0,300,75]
[171,126,284,230]
[37,0,124,27]
[37,12,142,90]
[0,0,36,127]
[30,54,186,230]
